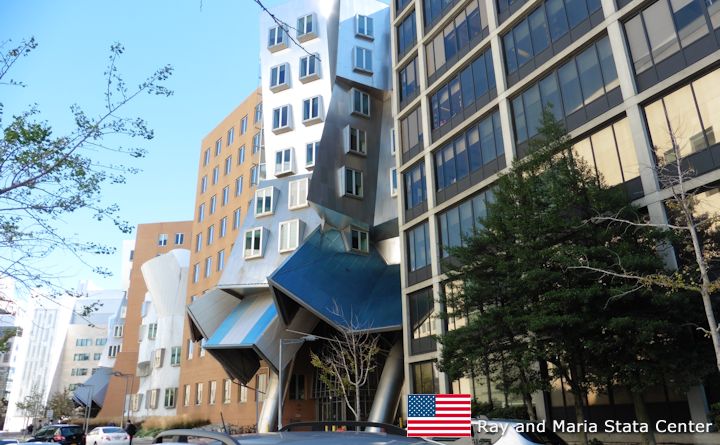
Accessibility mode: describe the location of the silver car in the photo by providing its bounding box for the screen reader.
[153,422,442,445]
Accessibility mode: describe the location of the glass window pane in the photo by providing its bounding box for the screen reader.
[461,66,475,106]
[480,117,496,164]
[504,33,518,73]
[692,69,720,148]
[663,85,706,156]
[455,136,469,180]
[514,20,533,67]
[513,95,528,142]
[573,137,596,176]
[459,201,474,239]
[435,150,446,189]
[539,73,563,119]
[443,145,457,185]
[456,13,470,50]
[486,51,496,87]
[493,113,505,158]
[529,8,550,54]
[576,45,604,105]
[467,126,482,171]
[547,0,570,40]
[565,0,589,28]
[669,0,708,47]
[592,126,624,186]
[613,119,641,180]
[625,15,653,74]
[472,55,489,97]
[439,85,451,126]
[587,0,602,13]
[644,99,674,164]
[467,2,484,39]
[449,78,463,117]
[709,0,720,28]
[444,24,458,61]
[524,85,543,138]
[447,207,461,248]
[596,37,619,91]
[644,1,681,64]
[558,61,583,115]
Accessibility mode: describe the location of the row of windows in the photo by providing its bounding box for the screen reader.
[183,375,267,407]
[437,190,491,257]
[503,0,602,75]
[157,233,185,246]
[192,248,228,282]
[269,54,321,92]
[202,111,258,167]
[512,36,618,144]
[74,338,105,347]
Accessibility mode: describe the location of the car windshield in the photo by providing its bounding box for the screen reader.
[102,428,125,434]
[61,427,83,435]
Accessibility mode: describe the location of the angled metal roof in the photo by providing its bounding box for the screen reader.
[72,366,113,408]
[268,228,401,333]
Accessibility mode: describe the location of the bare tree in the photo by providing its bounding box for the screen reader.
[576,131,720,373]
[310,302,380,422]
[16,385,45,432]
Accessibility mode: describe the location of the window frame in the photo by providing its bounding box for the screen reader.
[279,219,301,253]
[243,227,265,259]
[255,187,275,217]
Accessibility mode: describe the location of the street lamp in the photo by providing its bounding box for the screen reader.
[112,371,134,426]
[75,384,94,435]
[278,335,317,431]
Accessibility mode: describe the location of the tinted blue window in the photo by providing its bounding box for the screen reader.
[454,136,469,180]
[493,113,504,158]
[461,66,475,106]
[445,26,458,60]
[407,223,431,271]
[472,55,489,97]
[398,13,417,56]
[449,78,462,118]
[547,0,570,40]
[565,0,589,28]
[439,85,451,124]
[468,4,484,39]
[524,85,543,138]
[558,61,583,114]
[529,8,551,54]
[486,52,496,86]
[467,127,482,171]
[586,0,602,13]
[435,150,446,189]
[479,118,496,165]
[404,163,427,209]
[504,33,518,73]
[596,37,618,91]
[514,20,533,67]
[539,73,564,120]
[513,96,528,143]
[576,45,604,105]
[431,95,441,129]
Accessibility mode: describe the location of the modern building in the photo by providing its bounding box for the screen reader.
[0,307,16,428]
[185,0,402,432]
[98,221,192,423]
[176,90,264,425]
[391,0,718,424]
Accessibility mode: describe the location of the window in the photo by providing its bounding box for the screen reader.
[344,167,363,197]
[399,59,418,104]
[279,220,300,252]
[238,146,245,164]
[244,228,264,258]
[170,346,181,366]
[74,353,90,361]
[255,187,274,216]
[400,107,424,155]
[302,96,322,123]
[108,344,120,357]
[438,191,491,256]
[164,388,177,408]
[218,250,225,271]
[209,381,217,405]
[223,379,232,404]
[195,233,203,252]
[289,178,309,209]
[193,263,200,283]
[390,168,398,197]
[350,228,369,252]
[210,195,217,214]
[272,105,291,132]
[96,338,107,346]
[196,383,203,405]
[198,203,205,223]
[113,325,123,338]
[289,375,306,400]
[148,323,158,340]
[270,63,289,91]
[187,339,194,359]
[397,12,417,56]
[158,234,168,246]
[255,103,262,123]
[212,166,219,184]
[220,217,228,238]
[203,148,210,166]
[215,138,222,156]
[71,368,88,376]
[222,186,230,206]
[239,384,248,403]
[356,15,374,38]
[204,256,212,278]
[241,116,248,135]
[412,361,439,394]
[268,26,286,49]
[153,348,164,368]
[184,385,191,406]
[224,156,232,175]
[227,127,234,146]
[93,352,102,360]
[233,208,242,230]
[297,14,317,40]
[253,132,262,153]
[250,166,259,186]
[201,175,208,193]
[300,54,320,81]
[174,233,184,245]
[200,339,206,357]
[306,141,318,167]
[257,374,268,401]
[76,338,91,347]
[409,288,436,354]
[407,222,431,271]
[353,47,373,73]
[347,127,367,154]
[404,162,427,209]
[352,89,370,117]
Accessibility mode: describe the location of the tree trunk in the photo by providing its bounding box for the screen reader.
[571,389,589,445]
[517,369,537,421]
[631,391,657,445]
[355,385,361,422]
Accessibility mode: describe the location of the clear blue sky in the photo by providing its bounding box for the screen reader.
[1,0,284,291]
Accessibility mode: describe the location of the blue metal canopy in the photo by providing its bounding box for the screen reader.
[268,228,402,333]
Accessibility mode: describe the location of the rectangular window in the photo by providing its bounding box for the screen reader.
[411,361,439,393]
[204,256,212,278]
[220,217,228,238]
[201,175,208,193]
[254,103,262,123]
[348,127,367,154]
[158,234,168,246]
[297,13,316,39]
[93,352,102,360]
[148,323,158,339]
[253,132,262,153]
[170,346,181,366]
[306,141,318,167]
[268,26,286,48]
[352,89,370,117]
[108,344,120,357]
[299,54,319,80]
[407,222,431,271]
[208,225,215,245]
[244,228,264,258]
[184,385,191,406]
[233,208,242,230]
[289,178,309,209]
[96,338,107,346]
[215,138,222,156]
[210,195,217,214]
[400,107,424,154]
[399,58,418,104]
[404,162,426,209]
[397,12,417,56]
[390,168,398,197]
[193,263,200,283]
[203,148,210,166]
[241,116,248,135]
[438,192,490,256]
[196,383,203,405]
[223,379,232,404]
[272,105,291,132]
[270,63,289,90]
[225,156,232,175]
[222,186,230,206]
[255,187,274,216]
[239,384,248,403]
[113,325,123,338]
[198,203,205,223]
[302,96,322,123]
[74,353,90,361]
[409,288,436,354]
[235,176,243,196]
[227,127,234,146]
[71,368,88,376]
[238,146,246,164]
[153,348,164,368]
[218,249,225,271]
[212,166,219,184]
[195,233,203,252]
[356,15,374,38]
[279,219,300,252]
[164,388,177,408]
[250,166,259,186]
[75,338,91,347]
[187,339,194,359]
[257,374,268,401]
[350,228,369,252]
[353,47,373,73]
[174,233,184,245]
[289,375,306,400]
[344,168,363,197]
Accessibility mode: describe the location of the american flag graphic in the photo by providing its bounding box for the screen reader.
[407,394,472,437]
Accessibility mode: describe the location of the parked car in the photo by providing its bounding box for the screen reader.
[470,419,567,445]
[0,440,20,445]
[27,424,85,445]
[152,422,442,445]
[85,427,129,445]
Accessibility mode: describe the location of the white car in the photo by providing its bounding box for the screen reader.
[85,427,130,445]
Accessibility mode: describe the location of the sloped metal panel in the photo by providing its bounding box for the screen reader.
[72,367,113,408]
[186,288,240,342]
